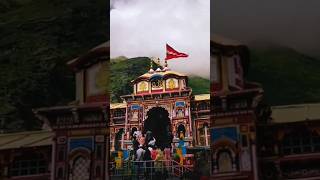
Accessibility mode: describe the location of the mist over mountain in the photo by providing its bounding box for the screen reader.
[212,0,320,59]
[111,0,210,79]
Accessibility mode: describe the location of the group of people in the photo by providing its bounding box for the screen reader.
[130,130,172,179]
[131,130,170,162]
[130,129,186,163]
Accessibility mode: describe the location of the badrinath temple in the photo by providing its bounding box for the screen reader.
[0,37,320,180]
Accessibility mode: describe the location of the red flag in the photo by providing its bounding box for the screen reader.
[165,44,188,60]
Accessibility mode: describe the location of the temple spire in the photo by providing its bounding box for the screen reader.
[163,59,169,71]
[149,58,154,73]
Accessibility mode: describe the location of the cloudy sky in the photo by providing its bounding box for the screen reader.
[212,0,320,57]
[111,0,210,79]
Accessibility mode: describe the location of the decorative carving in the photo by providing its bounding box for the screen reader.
[57,136,67,144]
[137,81,148,92]
[151,80,163,90]
[131,111,139,121]
[166,78,178,89]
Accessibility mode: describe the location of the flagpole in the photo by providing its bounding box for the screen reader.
[164,59,169,71]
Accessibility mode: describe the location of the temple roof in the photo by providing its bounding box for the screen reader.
[271,103,320,123]
[0,130,53,150]
[138,70,186,79]
[211,34,250,76]
[132,69,187,84]
[194,94,210,101]
[110,103,126,109]
[67,41,109,71]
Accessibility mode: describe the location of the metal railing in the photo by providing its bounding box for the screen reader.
[109,160,193,179]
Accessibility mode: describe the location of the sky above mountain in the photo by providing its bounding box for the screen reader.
[110,0,210,79]
[212,0,320,57]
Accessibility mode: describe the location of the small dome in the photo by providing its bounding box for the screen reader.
[149,68,154,73]
[163,66,170,71]
[132,69,186,84]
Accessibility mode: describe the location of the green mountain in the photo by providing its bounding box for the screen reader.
[2,0,320,131]
[189,76,210,95]
[247,47,320,105]
[0,0,108,131]
[110,57,210,103]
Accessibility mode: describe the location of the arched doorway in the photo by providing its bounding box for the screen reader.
[144,107,173,150]
[177,124,186,138]
[114,128,124,151]
[217,149,234,173]
[70,155,90,180]
[130,127,138,138]
[68,149,91,180]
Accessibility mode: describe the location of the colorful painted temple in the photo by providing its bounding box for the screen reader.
[1,37,320,179]
[109,61,210,152]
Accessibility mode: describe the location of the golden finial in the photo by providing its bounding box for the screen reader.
[163,59,169,71]
[149,57,154,73]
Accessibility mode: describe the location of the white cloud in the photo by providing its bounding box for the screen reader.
[111,0,210,79]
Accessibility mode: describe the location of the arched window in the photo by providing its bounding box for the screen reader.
[10,152,47,176]
[282,129,320,155]
[176,108,184,117]
[71,156,90,180]
[217,149,233,173]
[177,124,186,138]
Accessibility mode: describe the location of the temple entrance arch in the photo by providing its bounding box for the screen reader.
[143,107,173,150]
[177,124,186,138]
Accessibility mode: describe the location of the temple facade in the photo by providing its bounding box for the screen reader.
[1,38,320,179]
[109,62,211,151]
[34,43,110,180]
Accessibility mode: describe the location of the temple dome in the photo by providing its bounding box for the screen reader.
[132,70,186,84]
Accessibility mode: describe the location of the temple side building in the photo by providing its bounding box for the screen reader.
[258,103,320,180]
[34,42,110,180]
[210,35,263,180]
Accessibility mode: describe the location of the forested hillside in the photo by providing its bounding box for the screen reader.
[0,0,108,131]
[248,47,320,105]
